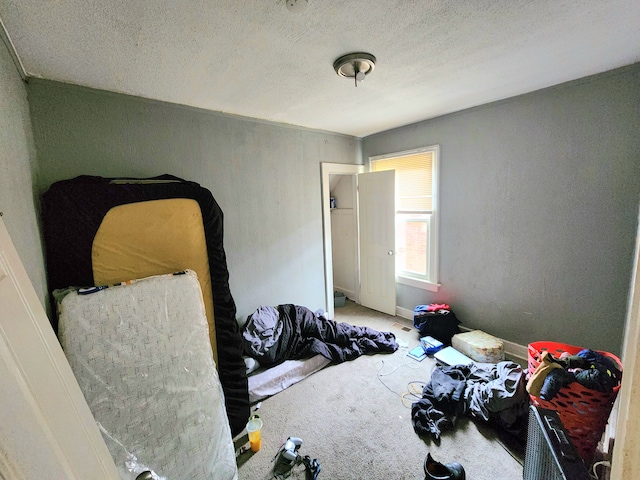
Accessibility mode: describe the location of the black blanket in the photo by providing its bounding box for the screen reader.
[242,304,398,366]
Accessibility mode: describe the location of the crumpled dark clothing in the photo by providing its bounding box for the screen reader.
[242,304,398,366]
[540,368,575,400]
[411,366,467,439]
[577,349,622,381]
[575,364,619,393]
[558,354,589,370]
[412,362,528,440]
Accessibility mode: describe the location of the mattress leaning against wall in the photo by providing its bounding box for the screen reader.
[41,174,250,435]
[57,270,238,480]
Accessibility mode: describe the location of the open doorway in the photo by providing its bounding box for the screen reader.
[330,173,358,300]
[320,163,363,319]
[321,163,397,319]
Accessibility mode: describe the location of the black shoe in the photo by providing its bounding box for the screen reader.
[424,452,466,480]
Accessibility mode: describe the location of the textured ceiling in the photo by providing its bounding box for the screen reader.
[1,0,639,137]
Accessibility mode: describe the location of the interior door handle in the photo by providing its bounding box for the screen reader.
[388,250,394,256]
[136,473,153,480]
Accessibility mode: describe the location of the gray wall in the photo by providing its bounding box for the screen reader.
[27,80,361,320]
[20,62,640,355]
[0,40,47,306]
[363,65,640,355]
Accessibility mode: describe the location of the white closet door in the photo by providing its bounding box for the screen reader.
[358,170,396,316]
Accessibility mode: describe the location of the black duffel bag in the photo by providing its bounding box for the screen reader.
[413,305,460,345]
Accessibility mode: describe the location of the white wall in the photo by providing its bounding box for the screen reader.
[27,80,361,320]
[330,175,357,299]
[363,64,640,355]
[0,39,47,307]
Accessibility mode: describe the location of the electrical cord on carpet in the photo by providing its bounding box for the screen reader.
[591,460,611,480]
[376,356,435,407]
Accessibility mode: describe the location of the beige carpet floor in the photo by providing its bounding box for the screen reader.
[235,300,524,480]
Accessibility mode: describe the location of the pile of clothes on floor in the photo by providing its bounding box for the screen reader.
[241,304,398,367]
[526,349,622,400]
[411,361,528,440]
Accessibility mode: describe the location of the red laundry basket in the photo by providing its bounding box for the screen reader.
[527,341,622,464]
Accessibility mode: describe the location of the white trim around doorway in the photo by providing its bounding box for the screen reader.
[320,162,364,319]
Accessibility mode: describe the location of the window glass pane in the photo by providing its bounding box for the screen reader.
[396,214,429,276]
[370,145,438,288]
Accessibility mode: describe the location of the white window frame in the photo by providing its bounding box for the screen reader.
[370,145,440,292]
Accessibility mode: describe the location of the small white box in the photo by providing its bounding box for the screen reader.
[452,330,505,363]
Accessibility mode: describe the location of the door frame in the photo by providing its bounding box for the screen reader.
[0,217,119,479]
[611,206,640,478]
[320,162,364,319]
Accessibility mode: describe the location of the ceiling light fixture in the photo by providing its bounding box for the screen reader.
[333,52,376,87]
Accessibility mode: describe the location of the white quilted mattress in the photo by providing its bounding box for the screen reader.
[57,270,238,480]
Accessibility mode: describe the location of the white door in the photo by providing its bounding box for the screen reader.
[0,218,119,479]
[358,170,396,316]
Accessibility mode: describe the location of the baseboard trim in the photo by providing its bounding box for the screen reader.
[395,306,527,362]
[501,339,528,362]
[396,306,413,320]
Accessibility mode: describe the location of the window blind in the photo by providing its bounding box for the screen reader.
[371,151,433,212]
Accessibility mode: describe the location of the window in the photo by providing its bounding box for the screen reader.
[370,145,439,291]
